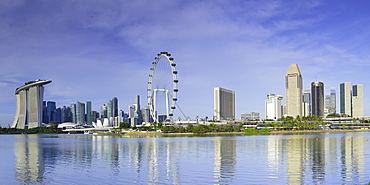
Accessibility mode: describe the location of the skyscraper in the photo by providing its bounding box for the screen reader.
[302,90,311,116]
[325,88,336,115]
[352,84,363,118]
[70,103,77,123]
[76,101,85,124]
[61,106,72,123]
[86,101,92,125]
[265,94,283,120]
[214,87,235,120]
[285,64,303,117]
[112,97,118,117]
[100,104,107,118]
[340,82,352,116]
[107,100,112,118]
[311,81,324,117]
[134,95,142,124]
[11,80,52,129]
[46,101,56,124]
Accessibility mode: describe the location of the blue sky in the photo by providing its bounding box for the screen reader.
[1,0,370,127]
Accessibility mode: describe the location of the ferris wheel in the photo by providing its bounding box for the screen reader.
[147,51,178,123]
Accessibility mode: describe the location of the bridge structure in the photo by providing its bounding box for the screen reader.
[62,127,114,134]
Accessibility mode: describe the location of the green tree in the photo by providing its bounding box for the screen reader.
[187,124,194,132]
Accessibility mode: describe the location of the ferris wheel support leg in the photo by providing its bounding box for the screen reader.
[153,90,157,122]
[166,90,169,118]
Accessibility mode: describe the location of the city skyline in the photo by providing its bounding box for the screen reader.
[1,1,370,126]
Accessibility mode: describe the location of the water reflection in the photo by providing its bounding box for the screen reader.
[14,135,45,184]
[213,138,236,184]
[6,132,370,184]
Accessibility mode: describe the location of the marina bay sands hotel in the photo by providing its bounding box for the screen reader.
[11,80,52,129]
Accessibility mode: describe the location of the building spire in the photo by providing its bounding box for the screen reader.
[286,63,301,75]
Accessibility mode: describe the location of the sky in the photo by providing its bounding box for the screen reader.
[1,0,370,127]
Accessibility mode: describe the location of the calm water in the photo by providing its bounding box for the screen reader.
[1,132,370,184]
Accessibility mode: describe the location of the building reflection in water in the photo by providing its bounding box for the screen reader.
[213,138,236,184]
[341,136,364,182]
[14,135,45,184]
[9,133,368,184]
[271,134,366,184]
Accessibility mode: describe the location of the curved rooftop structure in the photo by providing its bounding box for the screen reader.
[12,79,52,129]
[15,79,52,95]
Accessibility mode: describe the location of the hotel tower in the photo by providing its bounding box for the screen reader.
[11,80,52,129]
[214,87,235,120]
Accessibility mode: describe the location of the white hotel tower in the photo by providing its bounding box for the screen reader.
[265,94,283,120]
[11,80,52,129]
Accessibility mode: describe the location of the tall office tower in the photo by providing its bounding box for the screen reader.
[100,104,107,118]
[265,94,283,120]
[352,84,364,118]
[302,90,311,116]
[311,81,324,117]
[70,103,77,123]
[46,101,56,124]
[61,106,72,123]
[91,111,99,123]
[325,88,336,115]
[128,104,136,118]
[76,101,85,124]
[285,64,303,117]
[340,82,352,116]
[86,101,92,125]
[11,80,52,129]
[42,101,47,123]
[214,87,235,120]
[134,95,142,124]
[112,97,118,117]
[107,100,112,118]
[53,108,61,124]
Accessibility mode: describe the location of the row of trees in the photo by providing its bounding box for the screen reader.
[0,122,62,134]
[263,115,324,130]
[119,122,271,134]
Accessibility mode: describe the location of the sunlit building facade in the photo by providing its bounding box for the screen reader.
[265,94,283,120]
[352,84,363,118]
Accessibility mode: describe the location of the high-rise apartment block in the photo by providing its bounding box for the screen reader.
[311,81,324,117]
[265,94,283,120]
[285,64,303,117]
[11,80,52,129]
[214,87,235,120]
[340,82,352,116]
[352,84,363,118]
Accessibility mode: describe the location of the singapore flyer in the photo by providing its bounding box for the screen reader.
[147,52,178,123]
